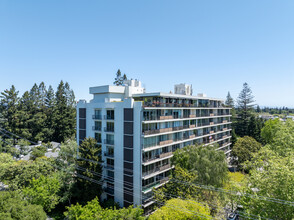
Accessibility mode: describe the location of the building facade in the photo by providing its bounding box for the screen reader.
[76,80,232,213]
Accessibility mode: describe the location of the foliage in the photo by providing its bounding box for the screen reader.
[261,119,294,156]
[149,198,211,220]
[225,92,234,107]
[30,145,47,160]
[260,118,281,144]
[0,191,47,220]
[154,166,200,204]
[235,82,255,137]
[58,139,78,164]
[64,197,144,220]
[172,145,228,187]
[113,69,127,86]
[0,81,76,143]
[240,150,294,219]
[231,136,262,168]
[53,81,76,143]
[73,137,103,204]
[0,152,14,177]
[247,116,264,143]
[23,174,61,212]
[1,157,55,189]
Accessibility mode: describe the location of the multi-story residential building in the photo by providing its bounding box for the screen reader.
[76,80,232,214]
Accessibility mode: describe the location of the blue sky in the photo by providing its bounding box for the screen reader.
[0,0,293,107]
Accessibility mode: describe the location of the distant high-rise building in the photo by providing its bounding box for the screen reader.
[77,79,232,214]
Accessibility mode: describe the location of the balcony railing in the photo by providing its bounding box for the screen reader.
[104,187,114,195]
[142,177,169,192]
[104,139,114,145]
[104,127,114,132]
[104,152,114,158]
[159,140,173,146]
[143,164,171,177]
[159,151,173,159]
[92,126,101,131]
[104,115,115,120]
[92,115,102,120]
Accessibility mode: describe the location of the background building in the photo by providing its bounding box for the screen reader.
[76,80,232,213]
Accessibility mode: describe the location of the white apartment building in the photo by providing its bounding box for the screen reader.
[76,80,232,213]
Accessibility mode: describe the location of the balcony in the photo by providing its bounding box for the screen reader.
[92,126,101,131]
[223,128,228,131]
[189,124,196,128]
[92,115,102,120]
[160,164,171,171]
[189,134,196,139]
[189,114,196,118]
[143,164,172,177]
[159,115,173,120]
[104,164,114,170]
[104,139,114,145]
[104,187,114,195]
[104,152,114,158]
[159,140,173,146]
[142,177,169,192]
[104,127,114,133]
[210,113,214,116]
[223,120,228,123]
[159,151,173,159]
[159,177,169,184]
[104,115,114,120]
[209,139,215,143]
[210,130,214,134]
[210,122,214,125]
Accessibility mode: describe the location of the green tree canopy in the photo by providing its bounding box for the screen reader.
[73,137,103,204]
[235,82,255,137]
[241,149,294,219]
[0,191,46,220]
[172,145,228,187]
[23,174,61,212]
[149,198,211,220]
[64,197,144,220]
[231,136,262,168]
[1,157,55,189]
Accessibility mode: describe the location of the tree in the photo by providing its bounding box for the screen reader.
[149,198,211,220]
[53,81,76,142]
[0,191,47,220]
[113,69,127,86]
[30,145,47,160]
[64,197,144,220]
[235,83,255,137]
[231,136,262,169]
[0,85,19,138]
[73,137,103,204]
[0,153,14,178]
[172,145,228,187]
[247,116,264,142]
[1,157,55,189]
[225,92,234,108]
[241,150,294,219]
[23,174,61,212]
[260,118,281,145]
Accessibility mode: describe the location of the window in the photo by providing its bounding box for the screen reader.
[107,122,114,132]
[107,110,114,120]
[95,133,101,143]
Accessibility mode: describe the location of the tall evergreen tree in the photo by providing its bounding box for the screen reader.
[225,92,234,107]
[53,81,76,142]
[235,83,255,137]
[113,69,127,86]
[73,137,103,204]
[0,86,19,136]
